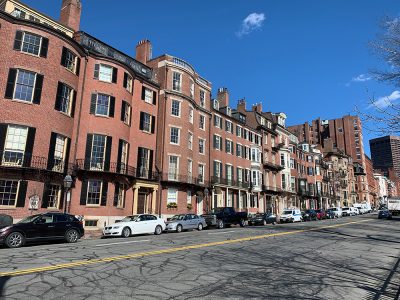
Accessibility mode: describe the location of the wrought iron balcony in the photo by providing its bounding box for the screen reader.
[272,142,285,152]
[262,185,282,193]
[211,176,250,189]
[263,161,285,171]
[160,173,208,187]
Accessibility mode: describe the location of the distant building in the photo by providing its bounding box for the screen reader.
[369,135,400,178]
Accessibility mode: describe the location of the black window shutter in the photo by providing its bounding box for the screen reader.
[40,37,49,58]
[0,124,7,165]
[141,86,145,100]
[54,82,63,111]
[123,73,128,89]
[64,137,71,173]
[90,94,97,114]
[24,127,36,167]
[137,147,143,173]
[213,161,217,177]
[61,47,67,67]
[117,139,123,173]
[109,96,115,117]
[151,116,156,134]
[120,101,126,122]
[80,180,88,205]
[47,132,57,170]
[75,57,81,76]
[13,31,23,51]
[129,106,132,126]
[104,136,112,171]
[94,64,100,79]
[16,181,28,207]
[139,112,144,130]
[101,181,108,206]
[5,68,17,99]
[152,91,157,105]
[70,90,77,117]
[148,150,154,177]
[213,135,216,149]
[33,74,43,104]
[59,188,64,210]
[41,183,50,208]
[84,134,93,169]
[220,163,223,178]
[225,140,228,153]
[112,67,118,83]
[114,183,120,206]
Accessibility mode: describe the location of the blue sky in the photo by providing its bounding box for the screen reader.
[23,0,400,154]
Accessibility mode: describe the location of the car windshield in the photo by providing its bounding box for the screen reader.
[342,208,349,211]
[170,214,186,221]
[17,215,41,224]
[282,211,293,215]
[120,215,139,222]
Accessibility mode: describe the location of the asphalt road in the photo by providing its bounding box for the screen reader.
[0,214,399,300]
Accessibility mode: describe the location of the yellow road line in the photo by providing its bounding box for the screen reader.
[0,219,371,277]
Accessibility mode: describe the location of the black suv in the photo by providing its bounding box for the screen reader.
[0,213,85,248]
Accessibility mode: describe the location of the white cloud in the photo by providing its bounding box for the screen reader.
[369,91,400,108]
[352,74,372,82]
[236,13,265,38]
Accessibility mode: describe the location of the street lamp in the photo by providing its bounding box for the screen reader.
[63,175,73,214]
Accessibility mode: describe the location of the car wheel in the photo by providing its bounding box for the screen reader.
[154,225,162,235]
[5,232,24,248]
[263,219,267,226]
[65,229,79,243]
[197,223,203,231]
[176,224,183,233]
[217,220,224,229]
[239,219,246,227]
[122,227,131,238]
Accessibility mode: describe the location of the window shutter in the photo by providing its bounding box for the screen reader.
[40,37,49,58]
[54,82,63,111]
[117,139,123,173]
[104,136,112,171]
[213,161,217,177]
[84,134,93,169]
[47,132,57,170]
[5,68,17,99]
[220,163,223,178]
[112,67,118,83]
[152,91,157,105]
[41,183,50,208]
[90,94,97,114]
[33,74,43,104]
[120,101,126,122]
[129,106,132,126]
[61,47,67,67]
[136,147,143,176]
[70,90,77,117]
[16,181,28,207]
[139,112,144,130]
[149,150,154,178]
[113,183,120,207]
[94,64,100,79]
[123,72,128,89]
[24,127,36,167]
[151,116,156,134]
[75,57,81,76]
[0,124,7,165]
[80,180,88,205]
[101,181,108,206]
[109,96,115,117]
[225,140,228,153]
[13,31,23,51]
[59,188,64,210]
[64,137,71,173]
[141,86,145,100]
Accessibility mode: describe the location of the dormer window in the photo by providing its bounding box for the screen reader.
[260,117,265,126]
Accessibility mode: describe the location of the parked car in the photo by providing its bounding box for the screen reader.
[378,209,393,220]
[325,209,336,219]
[328,207,342,218]
[302,209,318,221]
[202,207,247,229]
[342,207,351,217]
[315,209,327,220]
[353,203,367,214]
[248,213,277,226]
[349,207,359,216]
[0,213,84,248]
[280,209,302,223]
[165,214,207,232]
[102,214,166,238]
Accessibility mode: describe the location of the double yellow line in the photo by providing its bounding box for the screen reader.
[0,219,371,277]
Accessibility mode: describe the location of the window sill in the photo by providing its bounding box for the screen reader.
[170,143,180,146]
[171,115,181,119]
[94,114,110,119]
[58,111,73,118]
[85,204,101,207]
[10,99,34,105]
[141,130,153,135]
[18,50,41,58]
[64,66,78,76]
[96,79,113,84]
[0,206,17,210]
[46,207,60,211]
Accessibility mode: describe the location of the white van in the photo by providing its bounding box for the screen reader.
[353,203,367,214]
[329,207,342,218]
[349,207,359,216]
[280,209,302,223]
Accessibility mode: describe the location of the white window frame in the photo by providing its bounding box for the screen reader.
[20,31,43,56]
[172,71,182,92]
[199,138,205,155]
[144,88,153,104]
[171,99,181,117]
[168,155,179,180]
[170,127,180,145]
[0,179,20,208]
[167,188,178,204]
[199,89,206,107]
[13,69,36,103]
[3,125,28,166]
[189,106,194,124]
[95,94,110,117]
[188,132,193,150]
[86,180,103,206]
[198,163,205,184]
[199,114,206,130]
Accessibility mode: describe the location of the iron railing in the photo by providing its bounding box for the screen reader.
[263,161,285,171]
[160,173,208,186]
[211,176,250,189]
[262,185,282,193]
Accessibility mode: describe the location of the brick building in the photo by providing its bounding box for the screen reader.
[369,135,400,178]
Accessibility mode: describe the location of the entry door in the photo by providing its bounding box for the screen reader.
[196,196,203,215]
[137,193,147,214]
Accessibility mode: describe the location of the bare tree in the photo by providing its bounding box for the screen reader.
[356,17,400,134]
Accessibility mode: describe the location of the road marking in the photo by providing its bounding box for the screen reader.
[0,219,371,278]
[207,230,237,235]
[95,240,150,247]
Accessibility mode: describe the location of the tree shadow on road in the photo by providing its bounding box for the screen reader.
[0,276,10,298]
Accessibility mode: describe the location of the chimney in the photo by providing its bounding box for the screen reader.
[252,102,262,113]
[60,0,81,32]
[136,39,152,64]
[217,87,229,108]
[237,98,246,112]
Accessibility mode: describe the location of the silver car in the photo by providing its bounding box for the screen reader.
[165,214,207,233]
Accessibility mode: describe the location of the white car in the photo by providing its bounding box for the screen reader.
[350,207,360,216]
[280,209,302,223]
[353,204,367,214]
[102,214,166,238]
[329,207,342,218]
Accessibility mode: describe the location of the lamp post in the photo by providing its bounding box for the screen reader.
[204,187,209,213]
[63,175,73,214]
